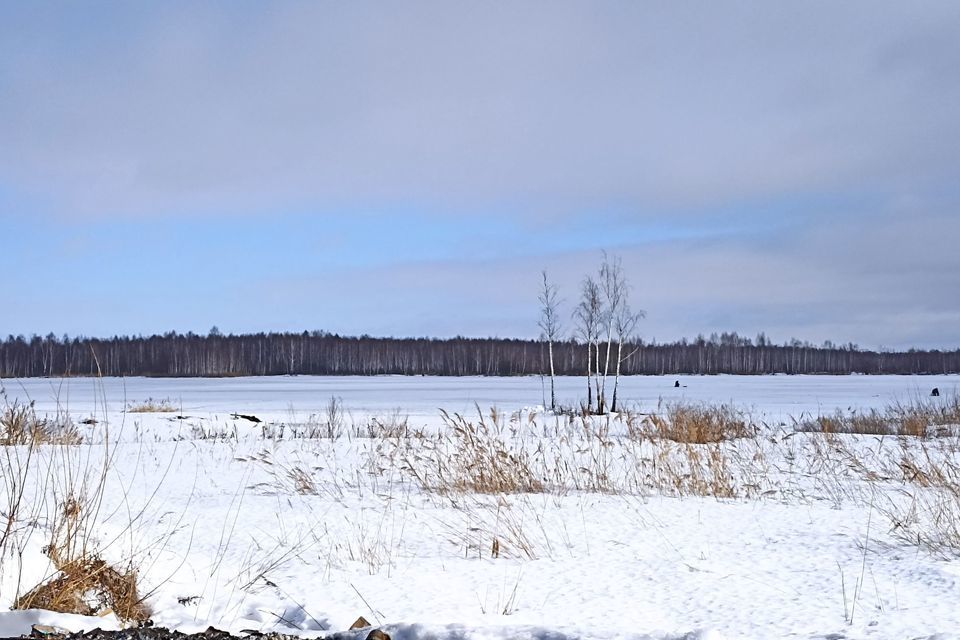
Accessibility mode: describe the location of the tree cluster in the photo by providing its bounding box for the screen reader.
[0,331,957,379]
[540,254,645,413]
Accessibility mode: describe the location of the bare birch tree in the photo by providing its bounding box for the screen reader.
[611,302,645,412]
[538,270,562,411]
[597,253,626,413]
[574,276,603,413]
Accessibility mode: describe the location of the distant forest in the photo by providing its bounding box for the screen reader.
[0,330,958,378]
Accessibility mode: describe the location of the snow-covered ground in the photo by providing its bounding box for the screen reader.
[5,373,957,426]
[2,375,959,640]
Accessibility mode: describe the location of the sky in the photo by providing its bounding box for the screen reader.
[1,1,959,350]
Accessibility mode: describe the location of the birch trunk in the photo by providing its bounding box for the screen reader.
[548,339,556,411]
[600,328,614,413]
[611,338,623,412]
[585,343,593,413]
[594,340,603,413]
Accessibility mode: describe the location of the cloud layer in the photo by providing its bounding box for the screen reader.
[1,2,958,348]
[3,2,958,216]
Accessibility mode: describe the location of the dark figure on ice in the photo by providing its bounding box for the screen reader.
[674,380,680,388]
[932,387,941,397]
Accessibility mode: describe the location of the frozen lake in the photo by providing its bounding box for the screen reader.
[2,373,956,423]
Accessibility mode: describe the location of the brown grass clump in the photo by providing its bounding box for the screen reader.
[126,397,177,413]
[849,410,892,435]
[802,411,891,435]
[645,402,753,443]
[798,393,960,437]
[888,394,960,436]
[363,410,414,439]
[14,487,151,622]
[15,555,150,622]
[399,408,545,494]
[287,465,318,495]
[679,443,739,498]
[442,409,545,494]
[1,392,158,624]
[1,401,81,445]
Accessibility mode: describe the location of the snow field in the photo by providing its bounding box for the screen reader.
[2,375,960,639]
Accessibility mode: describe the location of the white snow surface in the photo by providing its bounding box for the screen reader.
[1,374,959,640]
[5,373,958,423]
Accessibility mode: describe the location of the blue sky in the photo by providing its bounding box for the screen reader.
[2,2,959,348]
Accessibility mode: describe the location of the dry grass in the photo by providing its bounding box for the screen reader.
[397,408,545,495]
[439,498,540,560]
[1,390,157,624]
[383,403,776,501]
[438,408,544,494]
[6,483,153,622]
[643,401,754,443]
[1,401,48,587]
[802,411,890,436]
[800,409,910,436]
[668,442,739,498]
[243,448,344,499]
[11,456,154,622]
[188,421,238,441]
[782,424,960,557]
[869,437,960,556]
[360,410,414,439]
[126,397,178,413]
[279,397,960,562]
[881,488,960,556]
[1,401,81,445]
[286,466,318,495]
[249,396,356,440]
[888,393,960,436]
[798,393,960,437]
[15,555,150,622]
[321,395,345,439]
[441,409,544,494]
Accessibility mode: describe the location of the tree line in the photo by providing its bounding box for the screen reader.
[0,329,958,379]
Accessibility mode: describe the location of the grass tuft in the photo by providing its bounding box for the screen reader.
[798,393,960,436]
[15,555,150,622]
[1,400,81,445]
[398,408,545,495]
[126,397,178,413]
[643,401,754,443]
